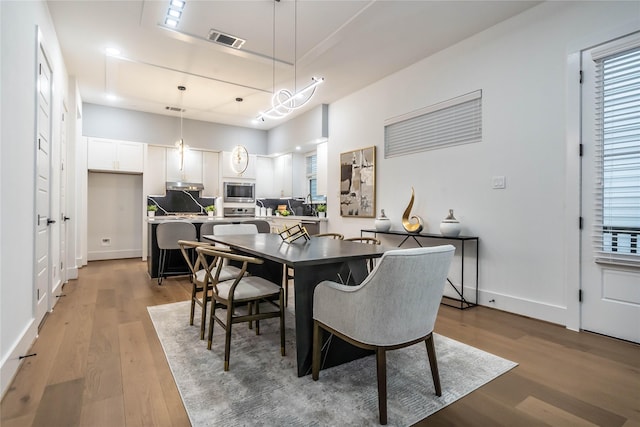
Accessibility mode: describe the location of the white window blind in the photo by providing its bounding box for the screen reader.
[592,44,640,266]
[384,90,482,158]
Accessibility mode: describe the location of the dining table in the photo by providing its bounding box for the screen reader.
[202,232,391,376]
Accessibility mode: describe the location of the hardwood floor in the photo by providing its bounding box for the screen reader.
[1,258,638,426]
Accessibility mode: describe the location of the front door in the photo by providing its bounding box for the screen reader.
[35,41,53,326]
[580,33,640,343]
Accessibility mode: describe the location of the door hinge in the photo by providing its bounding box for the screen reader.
[37,288,40,300]
[579,217,583,229]
[579,70,583,84]
[579,289,583,302]
[579,143,583,157]
[38,138,41,150]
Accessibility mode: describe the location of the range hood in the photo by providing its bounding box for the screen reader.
[166,181,204,191]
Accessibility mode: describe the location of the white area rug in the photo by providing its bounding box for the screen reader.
[148,301,517,426]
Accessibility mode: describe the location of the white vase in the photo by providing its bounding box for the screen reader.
[440,209,461,237]
[374,209,391,232]
[318,212,326,218]
[208,211,214,218]
[148,211,155,218]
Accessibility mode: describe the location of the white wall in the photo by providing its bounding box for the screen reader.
[325,1,640,326]
[87,173,143,260]
[1,0,71,396]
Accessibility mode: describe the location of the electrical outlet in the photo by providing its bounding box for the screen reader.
[101,238,111,246]
[492,176,506,189]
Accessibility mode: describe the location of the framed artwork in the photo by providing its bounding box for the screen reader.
[340,146,376,217]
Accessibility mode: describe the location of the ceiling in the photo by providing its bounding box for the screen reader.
[47,0,540,130]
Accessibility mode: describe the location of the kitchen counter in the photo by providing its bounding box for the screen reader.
[147,215,328,278]
[147,215,327,223]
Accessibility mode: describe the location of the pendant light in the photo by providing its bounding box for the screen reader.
[256,0,324,122]
[176,85,187,170]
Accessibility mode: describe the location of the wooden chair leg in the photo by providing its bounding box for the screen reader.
[190,284,197,326]
[312,321,321,380]
[376,348,388,425]
[224,305,233,371]
[255,301,260,335]
[199,285,208,340]
[425,334,442,396]
[207,300,217,350]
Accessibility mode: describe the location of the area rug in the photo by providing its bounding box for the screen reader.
[148,301,517,426]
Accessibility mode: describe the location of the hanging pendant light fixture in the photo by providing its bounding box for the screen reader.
[176,85,187,170]
[256,0,324,123]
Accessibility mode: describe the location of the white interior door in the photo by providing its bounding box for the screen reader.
[35,43,53,326]
[59,103,68,289]
[580,33,640,343]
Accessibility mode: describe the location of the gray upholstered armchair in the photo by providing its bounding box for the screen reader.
[312,245,455,425]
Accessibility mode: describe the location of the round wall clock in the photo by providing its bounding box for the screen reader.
[231,145,249,174]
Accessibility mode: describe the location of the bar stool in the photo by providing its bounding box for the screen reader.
[157,221,197,285]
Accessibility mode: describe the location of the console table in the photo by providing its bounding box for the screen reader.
[361,229,479,309]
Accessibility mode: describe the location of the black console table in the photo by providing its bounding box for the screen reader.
[361,229,479,309]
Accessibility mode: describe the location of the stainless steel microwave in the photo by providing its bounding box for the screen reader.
[223,182,255,203]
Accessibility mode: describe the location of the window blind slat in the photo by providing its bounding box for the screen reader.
[592,45,640,266]
[384,93,482,158]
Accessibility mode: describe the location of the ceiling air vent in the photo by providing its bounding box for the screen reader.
[207,29,245,49]
[165,106,184,112]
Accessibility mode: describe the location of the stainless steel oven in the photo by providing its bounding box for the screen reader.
[223,182,255,203]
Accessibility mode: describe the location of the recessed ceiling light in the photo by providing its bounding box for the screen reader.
[105,47,120,56]
[106,93,117,101]
[165,17,178,28]
[171,0,185,9]
[295,146,301,150]
[167,8,182,19]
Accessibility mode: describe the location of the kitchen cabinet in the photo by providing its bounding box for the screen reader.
[167,148,203,183]
[87,137,144,173]
[273,153,292,197]
[255,156,274,198]
[221,151,257,180]
[202,151,220,197]
[145,145,167,196]
[316,142,327,196]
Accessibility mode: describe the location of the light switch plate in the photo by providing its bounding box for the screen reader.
[492,176,506,189]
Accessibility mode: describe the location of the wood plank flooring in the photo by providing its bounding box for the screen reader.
[2,258,639,426]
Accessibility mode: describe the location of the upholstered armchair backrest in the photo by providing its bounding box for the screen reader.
[157,221,197,250]
[313,245,455,346]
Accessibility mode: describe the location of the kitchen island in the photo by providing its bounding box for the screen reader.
[146,215,327,278]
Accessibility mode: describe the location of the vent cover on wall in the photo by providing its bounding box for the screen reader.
[207,29,245,49]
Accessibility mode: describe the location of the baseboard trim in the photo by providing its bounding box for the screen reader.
[87,249,142,261]
[1,319,38,399]
[475,288,567,326]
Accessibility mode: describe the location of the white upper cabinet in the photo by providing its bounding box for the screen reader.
[273,153,293,198]
[87,138,144,173]
[167,148,203,183]
[256,156,274,198]
[202,151,220,197]
[144,145,167,196]
[221,151,257,180]
[316,142,327,196]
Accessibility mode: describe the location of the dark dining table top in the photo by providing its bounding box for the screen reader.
[202,233,391,268]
